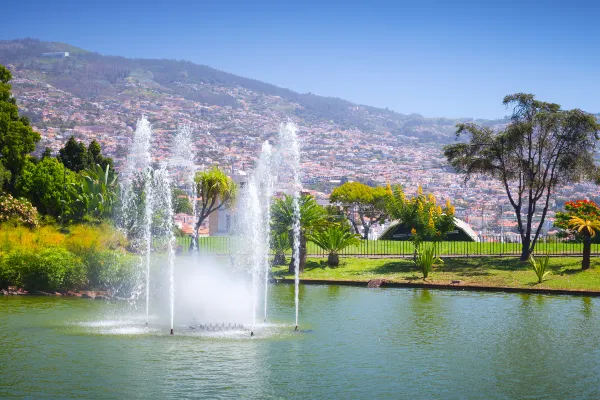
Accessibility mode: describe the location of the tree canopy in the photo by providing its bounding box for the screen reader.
[193,166,237,235]
[386,185,456,245]
[444,93,600,260]
[0,64,41,190]
[329,181,388,239]
[58,137,113,173]
[15,157,80,217]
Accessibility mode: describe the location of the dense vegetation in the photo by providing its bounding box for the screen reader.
[0,224,136,294]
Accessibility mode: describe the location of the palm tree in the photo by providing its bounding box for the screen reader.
[270,231,290,266]
[308,224,360,266]
[568,217,600,270]
[271,194,327,273]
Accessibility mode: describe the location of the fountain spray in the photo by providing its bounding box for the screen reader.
[279,122,301,330]
[118,117,153,325]
[256,141,274,322]
[153,165,177,335]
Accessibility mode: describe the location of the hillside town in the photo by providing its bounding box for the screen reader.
[3,58,598,237]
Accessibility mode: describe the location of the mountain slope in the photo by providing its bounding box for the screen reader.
[0,38,505,136]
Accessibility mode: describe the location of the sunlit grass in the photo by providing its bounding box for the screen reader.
[273,256,600,292]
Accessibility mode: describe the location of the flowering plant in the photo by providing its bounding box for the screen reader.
[0,194,40,228]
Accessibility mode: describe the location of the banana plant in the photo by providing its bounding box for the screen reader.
[70,164,118,222]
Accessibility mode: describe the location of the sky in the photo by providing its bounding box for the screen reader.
[1,0,598,119]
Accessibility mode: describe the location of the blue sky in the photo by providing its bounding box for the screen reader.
[1,0,598,119]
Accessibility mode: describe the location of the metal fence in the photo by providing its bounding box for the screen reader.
[175,235,600,258]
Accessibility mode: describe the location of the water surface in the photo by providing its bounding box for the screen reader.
[1,285,599,399]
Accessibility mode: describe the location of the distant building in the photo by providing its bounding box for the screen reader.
[378,217,479,242]
[41,52,69,58]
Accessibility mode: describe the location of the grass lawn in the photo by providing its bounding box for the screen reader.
[272,256,600,292]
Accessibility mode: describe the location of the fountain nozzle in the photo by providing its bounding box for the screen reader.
[294,325,298,331]
[170,328,174,335]
[145,321,148,327]
[250,331,254,337]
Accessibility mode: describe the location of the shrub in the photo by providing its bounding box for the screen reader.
[0,247,86,291]
[0,194,39,228]
[414,243,443,279]
[529,255,551,283]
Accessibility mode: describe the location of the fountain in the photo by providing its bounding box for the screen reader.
[152,165,177,334]
[118,117,154,324]
[116,117,302,336]
[118,117,178,333]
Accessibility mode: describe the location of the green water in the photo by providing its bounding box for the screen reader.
[1,286,599,399]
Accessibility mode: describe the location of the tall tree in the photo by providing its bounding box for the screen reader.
[444,93,599,260]
[0,64,41,190]
[193,166,237,235]
[330,182,388,239]
[88,139,113,170]
[58,136,90,172]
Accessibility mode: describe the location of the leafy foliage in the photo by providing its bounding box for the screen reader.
[15,157,80,217]
[444,93,600,260]
[554,199,600,270]
[0,247,86,292]
[0,193,39,228]
[0,223,133,293]
[330,182,389,239]
[70,163,118,222]
[0,64,41,189]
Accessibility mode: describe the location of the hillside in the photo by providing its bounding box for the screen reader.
[0,38,505,136]
[1,38,599,235]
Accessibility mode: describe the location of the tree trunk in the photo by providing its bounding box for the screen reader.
[299,233,307,272]
[582,236,592,270]
[273,251,286,266]
[520,236,531,261]
[328,252,339,267]
[288,232,307,273]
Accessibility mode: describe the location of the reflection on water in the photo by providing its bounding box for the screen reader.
[1,287,600,399]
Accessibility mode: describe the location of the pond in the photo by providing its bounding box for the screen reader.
[1,285,599,399]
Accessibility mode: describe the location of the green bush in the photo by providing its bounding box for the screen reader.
[81,249,137,295]
[0,247,86,291]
